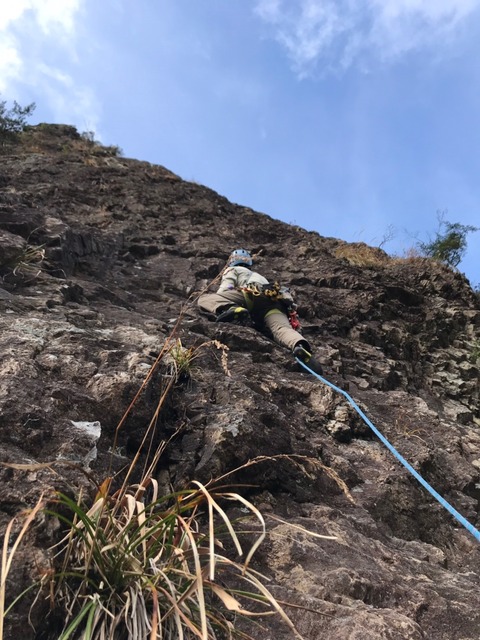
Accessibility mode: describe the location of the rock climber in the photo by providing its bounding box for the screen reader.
[198,248,323,373]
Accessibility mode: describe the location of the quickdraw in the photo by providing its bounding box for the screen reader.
[288,310,301,330]
[241,281,289,301]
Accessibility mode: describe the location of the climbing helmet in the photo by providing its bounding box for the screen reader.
[228,248,253,268]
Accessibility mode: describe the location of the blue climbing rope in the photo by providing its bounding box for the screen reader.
[295,357,480,543]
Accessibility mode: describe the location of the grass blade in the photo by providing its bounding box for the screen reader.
[58,598,97,640]
[0,495,45,640]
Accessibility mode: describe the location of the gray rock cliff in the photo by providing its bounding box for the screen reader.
[1,124,479,639]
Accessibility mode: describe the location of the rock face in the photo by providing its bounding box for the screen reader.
[1,124,480,639]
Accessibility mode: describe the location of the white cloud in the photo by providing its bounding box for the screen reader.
[368,0,479,57]
[0,0,100,132]
[37,63,101,134]
[254,0,480,76]
[0,0,80,36]
[0,34,23,92]
[33,0,81,35]
[0,2,31,30]
[370,0,477,23]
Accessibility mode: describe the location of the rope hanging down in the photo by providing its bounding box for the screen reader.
[295,357,480,544]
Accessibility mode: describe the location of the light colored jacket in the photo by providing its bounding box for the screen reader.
[217,266,269,293]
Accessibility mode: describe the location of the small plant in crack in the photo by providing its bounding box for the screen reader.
[166,338,230,381]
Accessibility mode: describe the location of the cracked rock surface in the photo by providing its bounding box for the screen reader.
[1,124,480,639]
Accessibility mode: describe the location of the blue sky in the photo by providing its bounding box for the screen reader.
[1,0,479,286]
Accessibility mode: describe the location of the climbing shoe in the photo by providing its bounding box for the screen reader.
[216,306,250,324]
[293,344,311,362]
[293,343,324,375]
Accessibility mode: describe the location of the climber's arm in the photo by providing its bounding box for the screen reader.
[217,267,239,292]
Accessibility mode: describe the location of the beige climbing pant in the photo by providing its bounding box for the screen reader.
[198,293,308,352]
[198,290,245,314]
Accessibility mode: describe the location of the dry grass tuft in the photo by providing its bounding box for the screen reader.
[36,476,304,640]
[0,496,46,639]
[334,243,389,268]
[166,338,230,381]
[390,246,427,265]
[11,243,46,277]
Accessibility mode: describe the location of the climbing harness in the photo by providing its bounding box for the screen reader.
[242,281,291,301]
[295,356,480,544]
[241,281,299,329]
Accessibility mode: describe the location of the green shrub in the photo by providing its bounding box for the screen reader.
[418,215,478,268]
[0,96,36,148]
